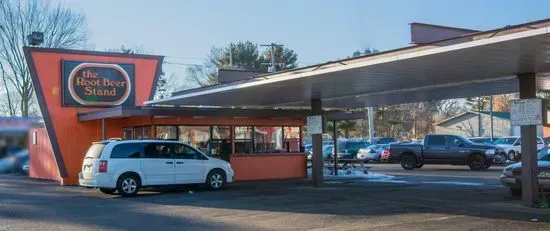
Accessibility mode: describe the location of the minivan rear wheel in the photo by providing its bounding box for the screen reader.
[206,170,226,190]
[116,173,141,197]
[99,188,116,195]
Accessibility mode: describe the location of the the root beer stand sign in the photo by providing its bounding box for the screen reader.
[62,60,135,106]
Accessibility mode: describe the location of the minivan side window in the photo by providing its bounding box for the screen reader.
[110,143,143,159]
[143,143,173,159]
[172,144,206,160]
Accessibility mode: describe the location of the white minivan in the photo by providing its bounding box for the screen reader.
[79,139,234,197]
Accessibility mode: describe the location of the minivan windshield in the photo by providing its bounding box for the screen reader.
[494,138,517,145]
[85,143,106,159]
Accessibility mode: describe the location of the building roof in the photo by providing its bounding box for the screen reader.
[436,111,510,126]
[146,18,550,109]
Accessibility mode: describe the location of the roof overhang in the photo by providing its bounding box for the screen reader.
[77,106,366,122]
[147,22,550,109]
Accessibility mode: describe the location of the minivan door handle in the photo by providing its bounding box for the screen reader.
[176,162,184,164]
[165,162,174,164]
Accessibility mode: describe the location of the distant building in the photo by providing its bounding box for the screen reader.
[434,111,543,138]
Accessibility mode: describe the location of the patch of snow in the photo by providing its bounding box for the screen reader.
[308,167,397,181]
[421,181,485,186]
[368,179,410,184]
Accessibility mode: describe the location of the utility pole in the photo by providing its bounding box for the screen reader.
[229,43,233,68]
[490,96,494,142]
[368,107,375,144]
[261,43,284,72]
[477,97,483,137]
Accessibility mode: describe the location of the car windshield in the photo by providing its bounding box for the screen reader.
[323,145,333,153]
[85,143,106,159]
[494,138,517,145]
[537,148,550,161]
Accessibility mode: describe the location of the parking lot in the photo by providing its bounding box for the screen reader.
[1,164,549,231]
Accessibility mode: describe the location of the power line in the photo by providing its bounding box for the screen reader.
[163,61,204,67]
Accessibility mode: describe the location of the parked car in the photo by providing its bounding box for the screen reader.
[307,145,334,161]
[79,139,234,197]
[494,136,546,161]
[500,146,550,196]
[389,134,500,170]
[356,144,383,161]
[468,137,498,145]
[336,141,370,159]
[372,137,397,144]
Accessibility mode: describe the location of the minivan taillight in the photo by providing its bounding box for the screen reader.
[98,160,108,173]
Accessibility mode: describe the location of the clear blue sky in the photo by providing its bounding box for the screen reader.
[59,0,550,85]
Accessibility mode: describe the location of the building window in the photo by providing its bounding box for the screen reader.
[235,126,253,154]
[284,126,301,152]
[156,126,177,140]
[211,126,232,160]
[123,128,133,140]
[254,126,283,153]
[178,126,210,154]
[134,126,151,139]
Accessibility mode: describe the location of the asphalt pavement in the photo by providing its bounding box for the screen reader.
[1,164,549,231]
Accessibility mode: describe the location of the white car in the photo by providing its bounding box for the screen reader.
[79,139,234,197]
[494,136,546,161]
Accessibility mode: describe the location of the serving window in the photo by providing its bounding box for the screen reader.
[178,126,210,154]
[235,126,253,154]
[254,126,283,153]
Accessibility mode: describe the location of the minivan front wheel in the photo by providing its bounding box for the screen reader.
[116,174,141,197]
[206,170,226,190]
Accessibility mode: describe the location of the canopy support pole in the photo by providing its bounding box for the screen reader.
[311,99,323,188]
[518,73,539,207]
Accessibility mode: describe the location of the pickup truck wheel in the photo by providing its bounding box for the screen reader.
[400,155,417,170]
[468,155,486,171]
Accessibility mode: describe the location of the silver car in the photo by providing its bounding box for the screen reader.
[500,147,550,196]
[357,144,386,162]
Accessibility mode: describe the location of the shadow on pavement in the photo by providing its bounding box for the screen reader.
[1,175,549,230]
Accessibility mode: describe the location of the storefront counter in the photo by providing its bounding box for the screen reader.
[230,153,307,181]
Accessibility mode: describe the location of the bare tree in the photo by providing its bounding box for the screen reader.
[0,0,88,116]
[0,62,15,115]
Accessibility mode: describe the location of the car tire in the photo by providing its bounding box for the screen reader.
[508,151,516,162]
[99,188,116,195]
[400,155,417,170]
[468,155,486,171]
[510,188,522,196]
[494,153,507,164]
[206,169,226,191]
[416,163,424,169]
[116,173,141,197]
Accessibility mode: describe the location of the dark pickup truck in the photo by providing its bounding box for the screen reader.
[389,134,501,170]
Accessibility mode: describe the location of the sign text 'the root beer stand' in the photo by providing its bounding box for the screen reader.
[62,61,135,106]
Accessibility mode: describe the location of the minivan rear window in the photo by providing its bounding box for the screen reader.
[85,143,106,159]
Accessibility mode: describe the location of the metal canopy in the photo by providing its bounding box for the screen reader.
[77,106,367,121]
[147,26,550,109]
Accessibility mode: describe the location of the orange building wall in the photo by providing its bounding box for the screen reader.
[26,48,162,185]
[28,128,61,181]
[230,154,307,181]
